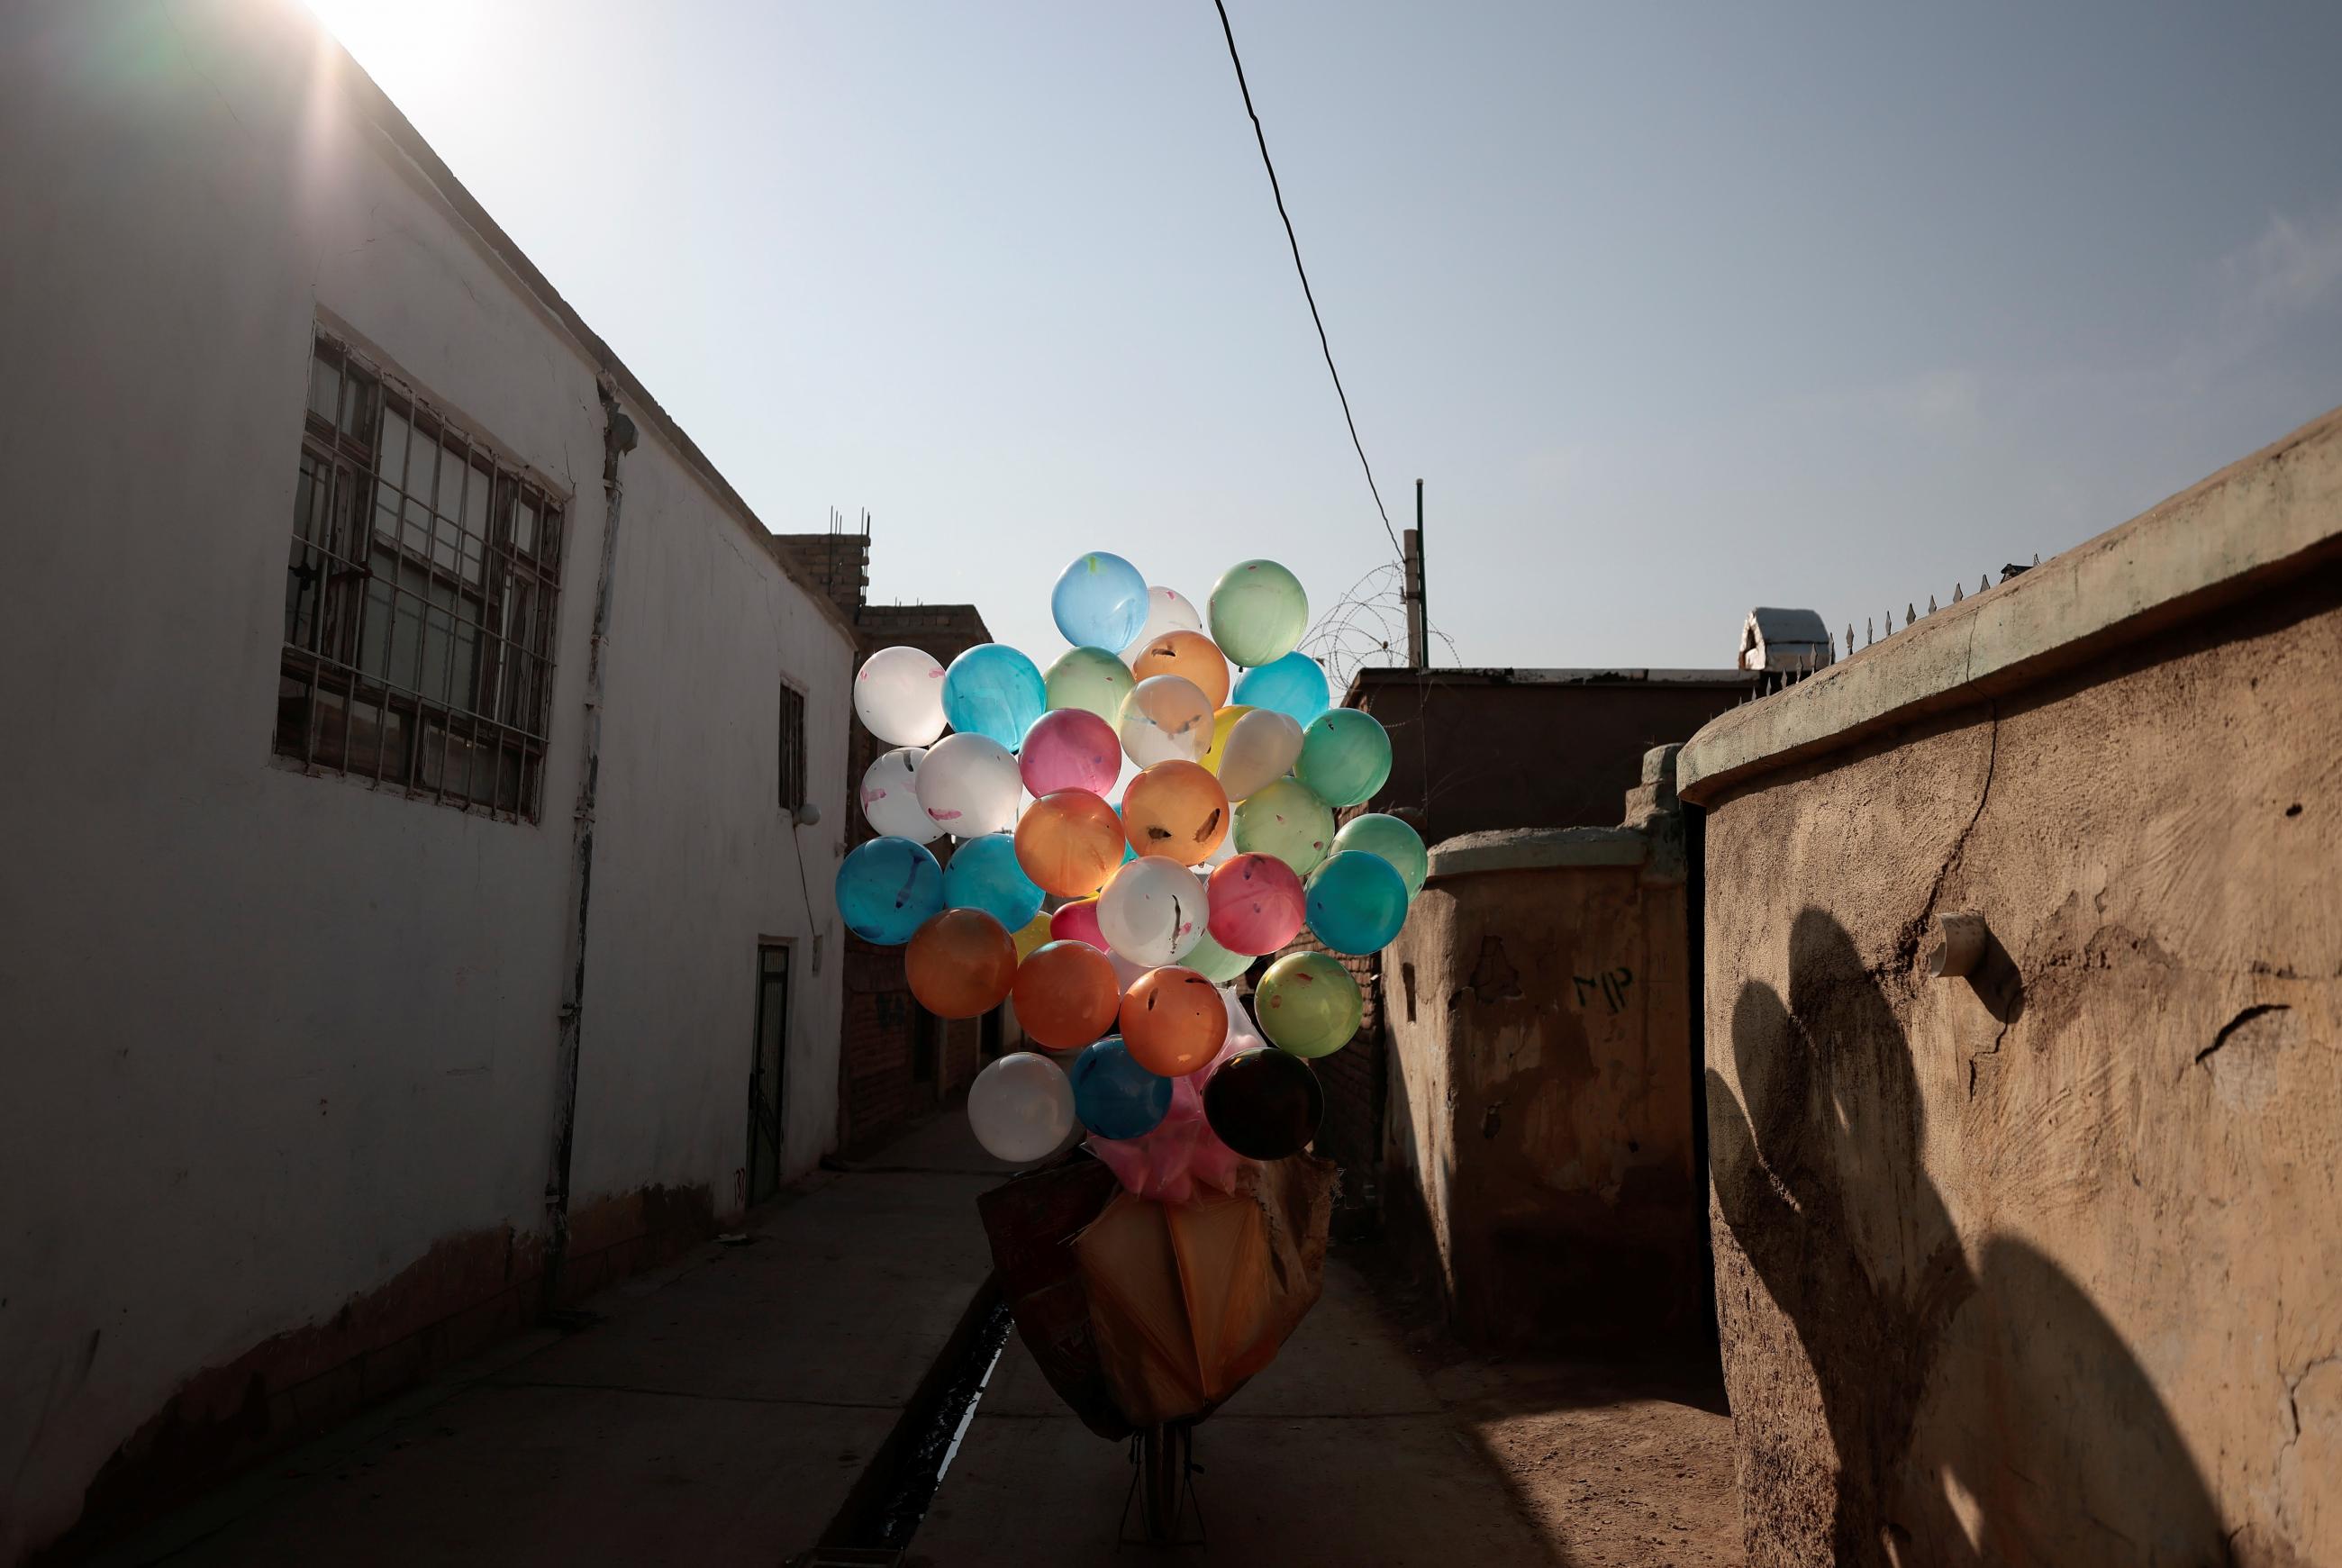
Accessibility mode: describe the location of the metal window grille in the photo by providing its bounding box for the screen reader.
[776,680,807,810]
[274,329,567,821]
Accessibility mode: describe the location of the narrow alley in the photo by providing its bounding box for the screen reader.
[7,5,2338,1565]
[85,1115,1741,1567]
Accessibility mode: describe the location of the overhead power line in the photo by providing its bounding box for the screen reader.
[1212,0,1402,559]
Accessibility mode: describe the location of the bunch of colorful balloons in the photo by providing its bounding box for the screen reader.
[834,553,1428,1187]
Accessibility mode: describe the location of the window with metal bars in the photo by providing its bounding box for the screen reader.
[275,330,567,820]
[776,680,807,811]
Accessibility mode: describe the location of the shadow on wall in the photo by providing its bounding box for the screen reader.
[1705,910,2226,1567]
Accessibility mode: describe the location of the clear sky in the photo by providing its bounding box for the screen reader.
[308,0,2342,673]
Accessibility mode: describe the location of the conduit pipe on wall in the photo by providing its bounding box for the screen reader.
[542,376,638,1313]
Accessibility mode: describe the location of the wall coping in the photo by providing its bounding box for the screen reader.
[1426,827,1648,880]
[1348,666,1759,707]
[1677,404,2342,804]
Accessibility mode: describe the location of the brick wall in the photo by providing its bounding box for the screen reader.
[766,532,868,618]
[767,532,999,1155]
[1284,923,1384,1225]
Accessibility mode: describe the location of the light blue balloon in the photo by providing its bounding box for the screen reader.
[836,836,945,946]
[942,832,1044,931]
[1112,802,1135,864]
[1303,850,1410,956]
[1068,1036,1173,1139]
[1050,552,1149,649]
[1231,651,1330,726]
[942,644,1046,750]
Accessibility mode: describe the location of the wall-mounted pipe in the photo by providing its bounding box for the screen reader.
[1927,912,1988,979]
[542,377,638,1313]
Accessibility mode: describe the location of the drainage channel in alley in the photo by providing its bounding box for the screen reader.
[792,1281,1014,1567]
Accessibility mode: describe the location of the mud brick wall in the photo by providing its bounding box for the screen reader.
[1679,407,2342,1567]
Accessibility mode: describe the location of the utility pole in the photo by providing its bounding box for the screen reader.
[1402,478,1428,669]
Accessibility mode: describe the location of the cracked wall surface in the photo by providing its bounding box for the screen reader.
[1693,566,2341,1565]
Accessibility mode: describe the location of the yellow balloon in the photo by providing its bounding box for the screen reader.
[1012,911,1055,962]
[1201,705,1255,776]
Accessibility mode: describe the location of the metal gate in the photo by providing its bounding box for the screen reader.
[749,945,789,1205]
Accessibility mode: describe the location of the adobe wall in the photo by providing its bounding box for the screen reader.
[1382,825,1704,1350]
[1681,407,2342,1565]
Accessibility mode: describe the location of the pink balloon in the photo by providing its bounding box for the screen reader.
[1205,853,1306,955]
[1019,709,1121,798]
[1050,897,1108,950]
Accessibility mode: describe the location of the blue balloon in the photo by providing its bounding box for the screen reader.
[1050,552,1150,649]
[1303,850,1410,956]
[1232,651,1330,726]
[1112,801,1135,864]
[942,832,1044,931]
[836,836,945,946]
[942,644,1047,750]
[1068,1036,1173,1139]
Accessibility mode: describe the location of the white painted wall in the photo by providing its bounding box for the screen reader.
[0,1,849,1554]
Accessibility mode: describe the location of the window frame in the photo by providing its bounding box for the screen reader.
[776,677,808,811]
[274,329,567,822]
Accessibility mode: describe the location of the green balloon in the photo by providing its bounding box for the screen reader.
[1331,811,1428,896]
[1295,709,1392,808]
[1256,950,1362,1057]
[1183,927,1253,983]
[1232,777,1335,876]
[1045,646,1134,723]
[1208,559,1309,669]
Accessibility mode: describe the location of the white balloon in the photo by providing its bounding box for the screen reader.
[855,646,948,746]
[1098,856,1206,966]
[968,1052,1076,1163]
[1216,708,1305,802]
[859,747,938,842]
[1104,947,1151,994]
[1118,674,1214,768]
[1118,586,1203,662]
[916,732,1021,838]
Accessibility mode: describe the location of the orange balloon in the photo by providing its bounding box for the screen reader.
[906,908,1016,1020]
[1121,760,1230,866]
[1130,630,1230,708]
[1012,939,1121,1051]
[1014,788,1126,898]
[1120,965,1229,1076]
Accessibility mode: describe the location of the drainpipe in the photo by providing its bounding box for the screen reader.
[542,376,637,1314]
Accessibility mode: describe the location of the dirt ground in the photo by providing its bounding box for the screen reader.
[1353,1246,1746,1568]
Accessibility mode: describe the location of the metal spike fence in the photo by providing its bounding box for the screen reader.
[1756,552,2046,705]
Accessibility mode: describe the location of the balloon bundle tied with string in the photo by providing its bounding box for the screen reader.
[837,552,1428,1191]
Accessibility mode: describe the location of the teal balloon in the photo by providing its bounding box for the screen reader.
[1112,801,1135,864]
[1232,651,1330,726]
[837,836,945,946]
[1295,708,1392,808]
[1303,850,1409,955]
[1068,1036,1173,1139]
[1051,552,1150,649]
[943,644,1046,750]
[942,832,1043,930]
[1331,812,1428,896]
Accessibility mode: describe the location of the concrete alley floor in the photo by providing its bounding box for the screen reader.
[88,1115,1018,1567]
[86,1114,1742,1567]
[917,1247,1741,1568]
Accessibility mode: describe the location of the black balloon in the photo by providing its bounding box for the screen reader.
[1203,1047,1323,1160]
